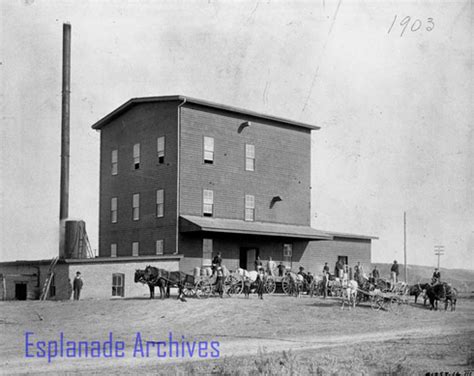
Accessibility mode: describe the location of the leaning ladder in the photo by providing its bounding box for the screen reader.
[39,257,59,301]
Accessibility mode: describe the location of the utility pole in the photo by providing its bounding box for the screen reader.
[404,211,407,283]
[434,245,445,269]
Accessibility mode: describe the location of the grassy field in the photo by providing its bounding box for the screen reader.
[1,293,473,375]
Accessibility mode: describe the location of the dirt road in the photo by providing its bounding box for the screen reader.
[1,294,473,375]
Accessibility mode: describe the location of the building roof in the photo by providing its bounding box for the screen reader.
[91,95,320,131]
[180,215,332,240]
[324,230,379,240]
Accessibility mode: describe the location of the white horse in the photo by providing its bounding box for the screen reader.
[341,280,358,310]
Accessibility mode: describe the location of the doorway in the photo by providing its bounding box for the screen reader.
[15,283,27,300]
[239,247,259,270]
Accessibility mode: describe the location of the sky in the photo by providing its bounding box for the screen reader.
[0,0,472,270]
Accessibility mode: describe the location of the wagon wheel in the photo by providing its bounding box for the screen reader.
[224,273,243,296]
[265,276,276,295]
[182,282,196,298]
[330,284,341,297]
[371,295,384,311]
[389,297,406,314]
[195,279,212,299]
[281,276,292,295]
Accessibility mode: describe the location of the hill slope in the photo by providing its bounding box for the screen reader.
[371,263,474,292]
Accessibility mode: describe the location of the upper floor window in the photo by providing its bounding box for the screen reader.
[133,143,140,169]
[245,144,255,171]
[203,189,214,216]
[111,149,118,175]
[111,243,117,258]
[245,194,255,221]
[156,239,164,255]
[156,189,164,218]
[203,136,214,164]
[132,193,140,221]
[157,136,165,164]
[111,197,118,223]
[132,242,139,256]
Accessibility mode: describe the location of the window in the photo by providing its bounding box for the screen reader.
[111,243,117,258]
[132,242,139,256]
[156,189,164,217]
[283,243,293,267]
[133,143,140,169]
[132,194,140,220]
[157,136,165,164]
[203,189,214,216]
[245,194,255,221]
[111,197,118,223]
[245,144,255,171]
[202,238,213,266]
[203,136,214,164]
[111,149,118,175]
[156,239,164,255]
[112,273,125,297]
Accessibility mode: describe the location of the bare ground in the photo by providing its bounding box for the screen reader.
[1,293,473,375]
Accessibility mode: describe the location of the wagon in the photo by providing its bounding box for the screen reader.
[367,289,409,313]
[187,271,245,298]
[235,269,276,295]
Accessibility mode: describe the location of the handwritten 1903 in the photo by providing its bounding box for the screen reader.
[388,15,435,37]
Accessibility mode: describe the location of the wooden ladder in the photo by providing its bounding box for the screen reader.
[39,257,59,301]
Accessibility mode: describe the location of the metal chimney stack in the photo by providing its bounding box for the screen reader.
[59,23,71,257]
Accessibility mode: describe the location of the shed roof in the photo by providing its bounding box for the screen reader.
[91,95,320,131]
[180,215,332,240]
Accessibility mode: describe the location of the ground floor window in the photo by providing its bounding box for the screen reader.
[283,243,293,267]
[202,238,213,266]
[112,273,125,297]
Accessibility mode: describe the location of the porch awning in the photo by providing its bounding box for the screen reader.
[179,215,332,240]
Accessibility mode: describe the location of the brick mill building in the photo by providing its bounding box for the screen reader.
[0,95,376,300]
[93,96,376,274]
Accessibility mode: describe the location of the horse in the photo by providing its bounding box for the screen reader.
[144,266,194,301]
[134,269,167,299]
[341,280,358,310]
[408,283,430,304]
[425,282,457,311]
[444,284,457,311]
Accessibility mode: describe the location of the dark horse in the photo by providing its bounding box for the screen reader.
[425,282,457,311]
[408,283,430,304]
[144,266,195,301]
[134,269,167,299]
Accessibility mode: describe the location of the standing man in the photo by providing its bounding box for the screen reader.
[432,268,441,285]
[372,265,380,280]
[322,269,329,299]
[277,262,285,277]
[354,262,361,280]
[267,256,276,276]
[73,271,83,300]
[323,262,330,276]
[254,256,263,272]
[390,260,399,289]
[212,252,222,274]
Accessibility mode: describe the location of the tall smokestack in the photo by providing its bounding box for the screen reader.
[59,23,71,257]
[60,23,71,221]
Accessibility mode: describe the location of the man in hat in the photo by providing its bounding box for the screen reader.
[212,252,222,275]
[432,268,441,285]
[277,262,286,277]
[73,271,83,300]
[390,260,399,289]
